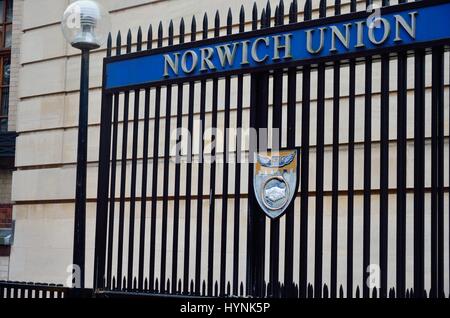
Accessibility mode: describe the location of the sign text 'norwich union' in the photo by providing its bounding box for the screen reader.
[163,12,417,77]
[105,2,450,89]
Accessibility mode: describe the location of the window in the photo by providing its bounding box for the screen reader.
[0,0,12,132]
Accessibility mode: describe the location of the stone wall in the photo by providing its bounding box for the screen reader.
[0,0,23,283]
[0,256,9,280]
[7,0,23,132]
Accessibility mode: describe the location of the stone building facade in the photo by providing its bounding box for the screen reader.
[0,0,15,283]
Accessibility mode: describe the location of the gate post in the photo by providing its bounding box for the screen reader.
[247,72,269,297]
[93,36,114,290]
[93,90,113,290]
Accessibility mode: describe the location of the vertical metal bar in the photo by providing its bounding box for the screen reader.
[247,5,270,298]
[345,5,356,298]
[430,48,438,299]
[319,0,327,17]
[73,48,90,289]
[365,1,373,295]
[127,28,142,288]
[116,89,127,291]
[247,74,259,296]
[232,5,245,297]
[207,11,221,297]
[137,88,150,289]
[247,3,259,297]
[160,21,174,294]
[299,0,311,299]
[380,53,389,298]
[448,48,450,297]
[149,22,164,292]
[363,56,372,299]
[347,56,356,298]
[116,30,133,289]
[329,0,342,299]
[299,64,310,299]
[277,0,284,26]
[219,9,233,296]
[107,32,122,289]
[258,6,269,297]
[313,0,327,299]
[413,49,425,298]
[269,4,283,297]
[284,0,297,298]
[94,33,113,290]
[314,62,325,299]
[350,0,356,13]
[330,60,340,299]
[250,72,269,297]
[194,14,205,295]
[171,18,185,295]
[106,102,119,288]
[436,47,444,299]
[183,19,196,295]
[232,76,243,295]
[137,25,153,291]
[431,46,444,298]
[396,51,407,298]
[265,1,271,28]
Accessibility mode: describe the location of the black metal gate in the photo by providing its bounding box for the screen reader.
[93,0,450,298]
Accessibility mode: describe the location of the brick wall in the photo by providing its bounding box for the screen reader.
[0,170,12,204]
[0,204,12,280]
[0,204,12,228]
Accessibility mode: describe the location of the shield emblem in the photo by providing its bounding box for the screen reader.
[253,149,299,219]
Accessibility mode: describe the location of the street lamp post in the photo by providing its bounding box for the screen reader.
[61,0,110,288]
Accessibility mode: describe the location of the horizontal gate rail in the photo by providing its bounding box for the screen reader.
[0,281,71,299]
[0,280,445,299]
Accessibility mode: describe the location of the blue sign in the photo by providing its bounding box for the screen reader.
[105,1,450,90]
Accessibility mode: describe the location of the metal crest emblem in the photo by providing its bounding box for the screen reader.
[253,149,299,219]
